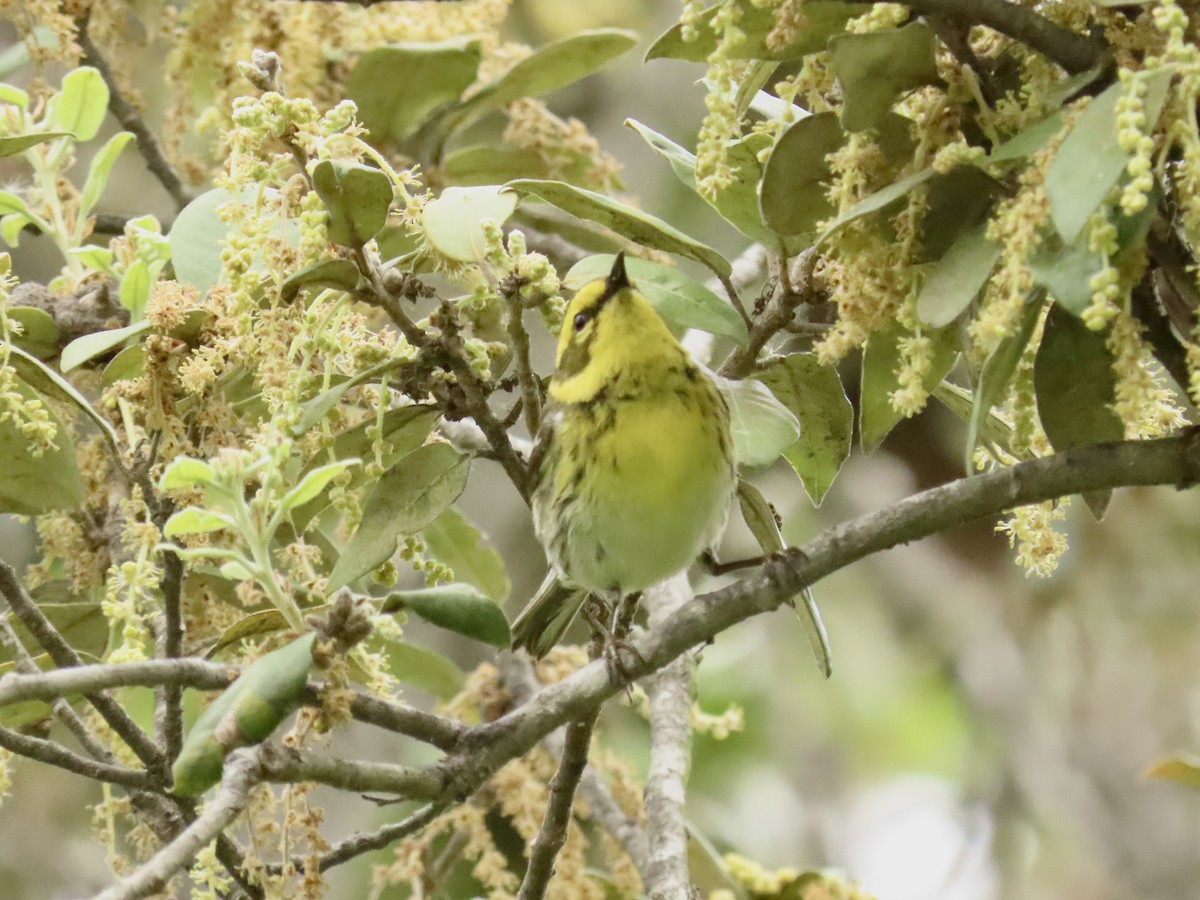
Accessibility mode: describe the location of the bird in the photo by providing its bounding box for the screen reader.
[510,252,737,658]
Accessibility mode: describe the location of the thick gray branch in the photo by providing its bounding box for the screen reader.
[439,433,1200,798]
[642,575,695,900]
[258,744,444,799]
[0,724,153,790]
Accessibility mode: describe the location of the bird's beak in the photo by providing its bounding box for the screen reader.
[606,251,631,294]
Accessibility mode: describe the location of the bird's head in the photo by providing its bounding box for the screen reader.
[550,253,682,404]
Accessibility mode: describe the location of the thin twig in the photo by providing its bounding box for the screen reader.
[92,748,263,900]
[156,551,186,765]
[0,605,112,760]
[500,276,543,435]
[499,654,650,879]
[0,724,153,789]
[517,704,601,899]
[313,801,448,872]
[719,246,819,379]
[642,575,695,899]
[76,26,191,209]
[0,560,164,775]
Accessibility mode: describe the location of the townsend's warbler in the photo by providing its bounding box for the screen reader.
[510,253,737,657]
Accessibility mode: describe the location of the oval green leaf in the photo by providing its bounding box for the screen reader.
[328,443,470,590]
[383,584,511,648]
[508,178,731,278]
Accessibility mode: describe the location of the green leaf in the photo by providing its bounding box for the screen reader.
[989,112,1064,164]
[1045,67,1174,243]
[717,376,802,468]
[172,633,317,795]
[0,132,71,158]
[1146,756,1200,790]
[422,507,511,602]
[46,67,108,142]
[0,85,28,109]
[312,160,393,247]
[3,343,121,451]
[291,406,440,529]
[79,131,134,216]
[373,637,465,700]
[757,353,853,505]
[916,225,1000,327]
[625,118,696,189]
[440,29,636,136]
[347,38,482,143]
[0,376,84,514]
[382,584,510,648]
[964,294,1042,470]
[0,191,30,217]
[60,320,150,372]
[0,213,31,247]
[103,344,146,385]
[1031,193,1157,316]
[118,258,151,320]
[1034,303,1123,452]
[647,1,860,62]
[169,188,230,295]
[219,560,253,581]
[205,609,291,658]
[440,146,549,186]
[507,178,732,278]
[279,460,358,513]
[709,132,776,244]
[163,506,234,537]
[69,245,116,273]
[760,112,843,239]
[816,167,937,247]
[280,258,362,302]
[1,599,107,671]
[292,360,406,436]
[422,185,518,262]
[919,166,1001,260]
[328,443,470,590]
[564,254,747,344]
[829,22,938,132]
[736,479,784,554]
[159,456,218,491]
[860,322,960,452]
[6,306,59,359]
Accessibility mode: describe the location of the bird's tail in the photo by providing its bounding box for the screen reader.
[510,572,589,659]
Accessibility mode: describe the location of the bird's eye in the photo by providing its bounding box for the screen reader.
[573,312,589,332]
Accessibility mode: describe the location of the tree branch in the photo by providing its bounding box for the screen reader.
[92,748,263,900]
[0,560,164,775]
[258,743,445,798]
[437,433,1200,800]
[0,724,154,790]
[641,575,695,899]
[0,658,466,751]
[517,704,600,899]
[903,0,1109,74]
[499,655,651,879]
[311,801,448,872]
[156,552,186,765]
[76,26,191,210]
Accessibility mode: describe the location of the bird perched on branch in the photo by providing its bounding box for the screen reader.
[511,252,736,658]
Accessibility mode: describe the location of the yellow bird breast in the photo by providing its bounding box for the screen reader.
[534,381,734,597]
